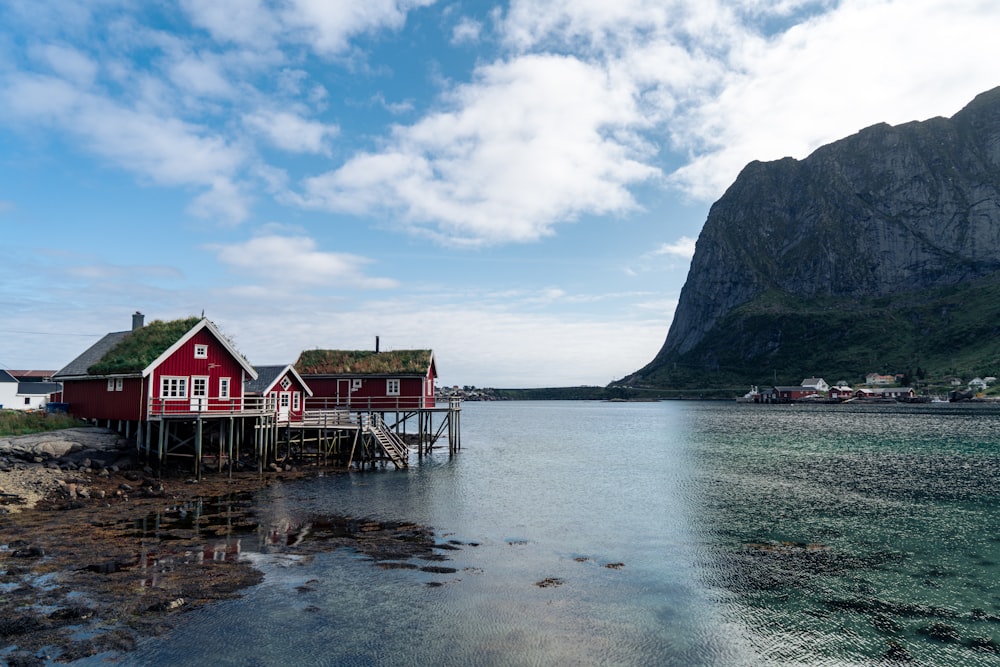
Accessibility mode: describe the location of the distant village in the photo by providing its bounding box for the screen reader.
[742,373,998,404]
[435,386,508,401]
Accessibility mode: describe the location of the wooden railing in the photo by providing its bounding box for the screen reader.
[147,396,276,417]
[364,413,409,468]
[304,396,434,411]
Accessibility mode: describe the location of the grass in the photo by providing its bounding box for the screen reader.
[89,317,202,375]
[296,349,432,375]
[0,410,83,437]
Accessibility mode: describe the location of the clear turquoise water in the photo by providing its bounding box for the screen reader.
[111,401,1000,666]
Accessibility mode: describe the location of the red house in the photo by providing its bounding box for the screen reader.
[53,314,258,423]
[772,385,820,402]
[295,348,436,410]
[245,365,313,423]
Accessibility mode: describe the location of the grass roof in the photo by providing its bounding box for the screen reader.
[88,317,201,375]
[295,349,432,375]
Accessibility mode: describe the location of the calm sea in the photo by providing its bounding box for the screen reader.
[115,401,1000,666]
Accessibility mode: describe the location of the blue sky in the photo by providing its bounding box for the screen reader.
[1,0,999,387]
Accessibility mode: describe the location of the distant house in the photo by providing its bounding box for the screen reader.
[245,365,313,423]
[855,387,915,400]
[17,382,62,410]
[829,385,854,400]
[800,377,830,392]
[773,385,820,402]
[0,370,20,410]
[296,347,437,410]
[968,377,988,390]
[53,313,258,424]
[865,373,896,386]
[0,370,61,410]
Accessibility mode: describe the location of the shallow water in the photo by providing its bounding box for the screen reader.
[108,401,999,666]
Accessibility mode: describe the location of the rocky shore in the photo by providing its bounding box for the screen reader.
[0,427,451,665]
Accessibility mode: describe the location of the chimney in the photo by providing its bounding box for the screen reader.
[132,311,145,331]
[375,336,380,353]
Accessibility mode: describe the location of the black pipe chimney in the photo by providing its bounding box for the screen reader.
[375,336,380,353]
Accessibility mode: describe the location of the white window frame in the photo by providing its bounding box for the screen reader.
[115,377,123,392]
[352,378,362,390]
[191,376,209,398]
[280,375,292,391]
[292,392,301,411]
[107,378,115,392]
[160,376,188,398]
[386,379,400,396]
[194,344,208,359]
[219,377,231,399]
[280,392,290,408]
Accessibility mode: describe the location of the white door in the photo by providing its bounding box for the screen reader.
[190,376,208,412]
[279,391,291,421]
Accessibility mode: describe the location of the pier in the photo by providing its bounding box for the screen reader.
[98,397,461,479]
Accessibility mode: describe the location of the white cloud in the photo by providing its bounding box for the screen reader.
[212,297,668,386]
[299,53,659,246]
[1,71,250,222]
[667,0,1000,200]
[34,43,99,87]
[281,0,437,55]
[652,236,697,259]
[167,53,237,99]
[451,17,482,44]
[209,233,398,289]
[498,0,1000,207]
[243,109,340,154]
[180,0,279,47]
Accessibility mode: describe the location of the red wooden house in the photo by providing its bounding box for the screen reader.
[245,365,313,423]
[295,348,436,410]
[53,314,258,423]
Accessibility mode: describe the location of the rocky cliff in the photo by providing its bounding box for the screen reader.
[622,86,1000,390]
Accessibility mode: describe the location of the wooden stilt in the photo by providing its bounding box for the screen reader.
[195,416,203,480]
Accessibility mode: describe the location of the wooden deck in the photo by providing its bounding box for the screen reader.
[129,398,461,478]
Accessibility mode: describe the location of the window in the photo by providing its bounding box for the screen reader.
[280,392,290,408]
[387,379,400,396]
[219,377,230,399]
[161,376,188,398]
[280,376,292,390]
[115,378,123,391]
[194,344,208,359]
[292,392,301,411]
[352,379,362,390]
[107,378,115,392]
[24,397,30,405]
[192,377,208,398]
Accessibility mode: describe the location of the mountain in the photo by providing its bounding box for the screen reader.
[619,86,1000,393]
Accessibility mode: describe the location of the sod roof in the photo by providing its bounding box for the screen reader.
[295,349,433,376]
[87,317,202,375]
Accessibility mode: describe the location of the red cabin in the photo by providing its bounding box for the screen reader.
[53,314,258,422]
[295,348,436,410]
[245,365,313,423]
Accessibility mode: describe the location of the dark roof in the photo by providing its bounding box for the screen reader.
[18,382,62,396]
[295,349,433,376]
[246,365,286,394]
[0,370,17,383]
[4,370,56,380]
[245,365,312,396]
[53,331,131,379]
